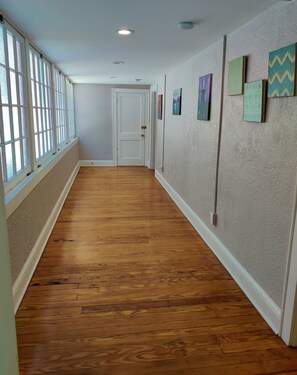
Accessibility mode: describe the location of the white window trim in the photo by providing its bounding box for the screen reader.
[28,46,55,167]
[5,137,78,218]
[0,13,77,206]
[0,22,31,191]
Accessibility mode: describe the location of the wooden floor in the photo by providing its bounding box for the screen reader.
[16,167,297,375]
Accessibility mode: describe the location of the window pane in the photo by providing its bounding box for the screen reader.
[7,32,15,70]
[0,148,5,182]
[23,138,29,167]
[33,108,38,133]
[19,74,25,105]
[43,132,47,153]
[0,26,5,65]
[47,131,52,150]
[13,107,20,139]
[15,140,21,171]
[34,55,39,81]
[29,50,34,78]
[3,106,11,142]
[36,81,40,107]
[31,80,36,106]
[35,134,39,159]
[5,143,13,179]
[0,66,9,104]
[38,108,42,131]
[21,107,27,136]
[10,71,18,105]
[16,40,22,72]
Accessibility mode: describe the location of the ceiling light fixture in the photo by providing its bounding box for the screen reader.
[117,29,135,36]
[113,61,124,65]
[177,21,195,30]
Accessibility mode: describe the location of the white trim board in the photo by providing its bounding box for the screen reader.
[155,170,281,334]
[79,160,114,167]
[12,162,80,313]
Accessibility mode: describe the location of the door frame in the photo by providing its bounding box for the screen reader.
[112,88,150,167]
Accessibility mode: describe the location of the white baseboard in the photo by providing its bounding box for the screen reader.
[155,170,281,334]
[79,160,114,167]
[12,162,80,313]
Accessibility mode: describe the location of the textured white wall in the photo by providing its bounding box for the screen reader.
[218,1,297,306]
[156,0,297,307]
[7,143,79,283]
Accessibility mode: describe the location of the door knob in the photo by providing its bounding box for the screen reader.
[141,134,144,137]
[141,126,147,129]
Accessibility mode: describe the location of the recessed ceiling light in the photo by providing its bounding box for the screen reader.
[117,29,135,36]
[113,61,124,65]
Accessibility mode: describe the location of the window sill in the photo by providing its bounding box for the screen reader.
[5,137,78,219]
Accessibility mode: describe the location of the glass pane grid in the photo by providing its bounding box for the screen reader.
[29,48,54,161]
[0,24,30,186]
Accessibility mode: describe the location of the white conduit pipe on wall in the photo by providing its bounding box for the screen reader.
[161,74,167,172]
[213,35,227,221]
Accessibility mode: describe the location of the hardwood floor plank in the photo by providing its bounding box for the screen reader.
[16,167,297,374]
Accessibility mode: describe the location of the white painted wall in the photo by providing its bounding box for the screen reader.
[75,84,149,162]
[155,0,297,317]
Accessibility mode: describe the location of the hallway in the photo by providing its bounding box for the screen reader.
[16,167,296,374]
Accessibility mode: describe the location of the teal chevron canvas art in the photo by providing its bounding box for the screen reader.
[268,43,296,98]
[244,80,266,123]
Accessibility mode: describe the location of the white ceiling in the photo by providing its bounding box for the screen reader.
[0,0,280,85]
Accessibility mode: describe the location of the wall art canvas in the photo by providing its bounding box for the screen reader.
[268,43,296,98]
[158,94,163,119]
[197,73,212,121]
[228,56,247,95]
[243,80,266,123]
[172,88,182,115]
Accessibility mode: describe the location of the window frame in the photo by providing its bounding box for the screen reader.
[0,14,77,199]
[53,67,68,148]
[66,79,76,139]
[0,21,31,193]
[28,45,55,167]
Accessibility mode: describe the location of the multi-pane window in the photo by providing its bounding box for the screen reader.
[0,22,30,191]
[54,68,67,146]
[0,16,76,192]
[29,47,54,162]
[66,79,75,139]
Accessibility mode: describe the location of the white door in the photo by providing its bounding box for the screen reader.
[114,90,149,166]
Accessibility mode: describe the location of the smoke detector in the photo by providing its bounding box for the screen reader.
[177,22,194,30]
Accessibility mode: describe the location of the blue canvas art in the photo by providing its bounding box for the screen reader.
[243,80,266,123]
[268,43,296,98]
[197,74,212,121]
[172,88,182,115]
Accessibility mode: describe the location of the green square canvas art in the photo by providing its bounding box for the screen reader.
[243,80,266,123]
[228,56,247,95]
[268,43,296,98]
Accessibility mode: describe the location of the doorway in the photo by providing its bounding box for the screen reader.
[112,89,150,166]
